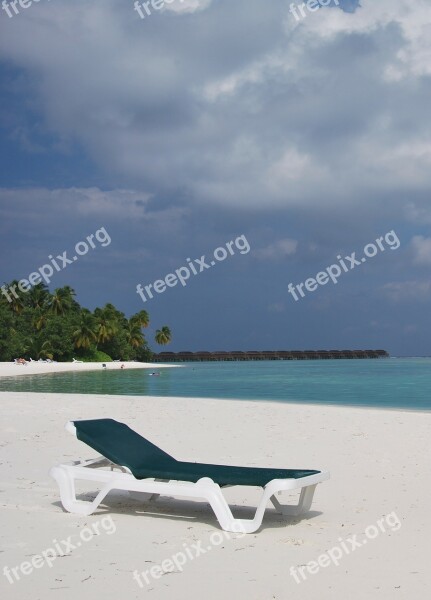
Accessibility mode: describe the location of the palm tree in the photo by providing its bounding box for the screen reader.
[32,309,47,331]
[26,338,54,360]
[27,283,50,310]
[49,286,76,316]
[104,303,128,328]
[73,311,98,349]
[94,307,118,343]
[104,303,120,315]
[5,280,25,314]
[63,285,80,311]
[155,326,172,346]
[28,284,50,330]
[130,310,150,329]
[126,321,145,349]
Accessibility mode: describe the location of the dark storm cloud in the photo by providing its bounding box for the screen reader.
[1,0,431,354]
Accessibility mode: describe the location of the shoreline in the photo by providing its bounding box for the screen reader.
[0,360,179,379]
[1,386,430,415]
[0,359,429,413]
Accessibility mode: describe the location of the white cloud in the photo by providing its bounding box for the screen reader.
[405,203,431,225]
[381,280,431,302]
[265,148,330,202]
[411,235,431,265]
[255,238,298,260]
[202,54,287,102]
[163,0,212,14]
[290,0,431,80]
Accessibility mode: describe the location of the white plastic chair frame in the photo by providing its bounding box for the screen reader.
[50,422,330,534]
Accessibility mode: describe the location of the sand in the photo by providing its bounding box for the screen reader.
[1,390,430,600]
[0,361,178,378]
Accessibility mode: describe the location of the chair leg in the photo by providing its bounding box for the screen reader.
[200,479,319,534]
[128,479,165,503]
[50,466,116,516]
[199,478,272,534]
[270,484,317,517]
[128,491,156,502]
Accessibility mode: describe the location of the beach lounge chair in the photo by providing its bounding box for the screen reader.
[50,419,330,533]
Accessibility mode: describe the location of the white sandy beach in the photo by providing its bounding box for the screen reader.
[0,361,178,378]
[1,390,430,600]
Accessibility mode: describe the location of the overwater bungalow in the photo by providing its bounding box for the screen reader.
[152,349,389,362]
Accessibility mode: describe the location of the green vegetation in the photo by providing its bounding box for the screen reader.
[155,326,172,346]
[0,283,172,362]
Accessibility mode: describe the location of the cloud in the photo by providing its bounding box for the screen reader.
[255,238,298,260]
[292,0,431,79]
[0,187,189,259]
[163,0,213,14]
[0,0,431,212]
[381,280,431,302]
[0,186,188,221]
[406,203,431,225]
[403,324,418,334]
[411,235,431,264]
[268,302,286,313]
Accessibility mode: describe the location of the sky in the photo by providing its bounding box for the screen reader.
[1,0,431,356]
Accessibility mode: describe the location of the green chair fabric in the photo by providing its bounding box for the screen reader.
[74,418,320,487]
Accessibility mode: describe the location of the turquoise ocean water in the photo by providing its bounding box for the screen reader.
[0,358,430,410]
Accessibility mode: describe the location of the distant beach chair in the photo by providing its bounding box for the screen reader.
[72,358,83,363]
[50,419,330,533]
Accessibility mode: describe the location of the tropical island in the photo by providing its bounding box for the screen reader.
[0,281,171,362]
